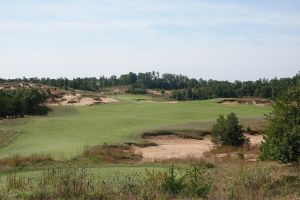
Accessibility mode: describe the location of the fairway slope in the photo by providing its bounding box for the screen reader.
[0,96,271,158]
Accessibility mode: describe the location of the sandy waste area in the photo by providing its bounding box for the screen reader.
[134,134,263,161]
[50,94,118,106]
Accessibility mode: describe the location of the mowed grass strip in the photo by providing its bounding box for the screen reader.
[0,96,271,158]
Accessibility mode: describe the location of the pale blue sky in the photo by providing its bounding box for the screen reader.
[0,0,299,80]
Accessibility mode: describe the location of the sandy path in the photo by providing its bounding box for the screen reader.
[134,134,264,161]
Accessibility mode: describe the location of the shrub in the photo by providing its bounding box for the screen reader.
[211,113,245,147]
[162,165,186,196]
[184,166,211,198]
[261,86,300,163]
[126,87,147,94]
[161,165,211,198]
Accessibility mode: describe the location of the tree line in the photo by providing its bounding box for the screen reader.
[171,74,300,101]
[0,89,47,118]
[1,71,299,100]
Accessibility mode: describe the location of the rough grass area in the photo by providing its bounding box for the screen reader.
[0,96,270,158]
[75,144,141,164]
[0,144,141,172]
[0,160,298,200]
[0,154,54,170]
[204,144,261,161]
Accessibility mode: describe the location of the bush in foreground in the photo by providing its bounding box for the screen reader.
[261,86,300,164]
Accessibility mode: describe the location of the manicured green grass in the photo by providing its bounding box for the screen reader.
[0,95,271,158]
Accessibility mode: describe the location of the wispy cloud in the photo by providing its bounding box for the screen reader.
[0,0,299,80]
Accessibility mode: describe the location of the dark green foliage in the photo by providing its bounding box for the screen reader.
[2,72,300,100]
[0,88,47,118]
[211,113,245,147]
[261,86,300,163]
[126,87,147,94]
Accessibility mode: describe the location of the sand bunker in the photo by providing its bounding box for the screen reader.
[134,135,213,161]
[57,94,100,106]
[143,100,178,104]
[101,97,118,103]
[134,134,264,161]
[220,98,272,106]
[49,94,119,106]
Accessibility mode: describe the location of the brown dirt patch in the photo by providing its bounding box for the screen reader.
[134,134,264,162]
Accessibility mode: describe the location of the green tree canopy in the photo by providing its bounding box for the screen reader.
[0,89,47,118]
[261,86,300,163]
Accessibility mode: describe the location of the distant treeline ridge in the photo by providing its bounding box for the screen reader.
[1,71,300,100]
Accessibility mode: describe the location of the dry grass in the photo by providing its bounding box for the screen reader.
[0,144,143,171]
[204,144,261,161]
[1,160,299,200]
[206,160,300,200]
[0,153,54,170]
[77,144,142,164]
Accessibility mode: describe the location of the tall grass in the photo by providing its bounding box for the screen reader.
[1,164,212,200]
[0,154,54,170]
[0,161,299,199]
[79,143,141,163]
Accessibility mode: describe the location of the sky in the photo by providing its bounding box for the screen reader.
[0,0,300,81]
